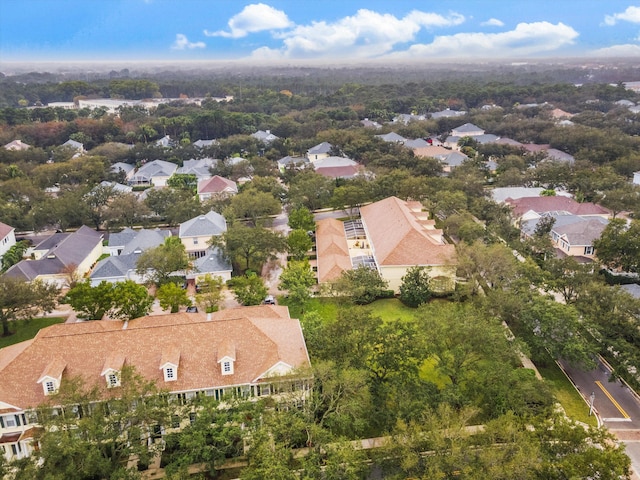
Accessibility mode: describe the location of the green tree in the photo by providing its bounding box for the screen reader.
[1,239,29,272]
[593,218,640,273]
[229,188,281,226]
[136,236,189,285]
[109,281,154,320]
[211,224,286,273]
[287,229,313,261]
[194,274,225,313]
[330,182,371,219]
[288,206,316,232]
[279,260,316,312]
[227,272,268,306]
[330,267,389,305]
[0,277,59,337]
[167,173,198,193]
[157,282,191,313]
[399,266,432,307]
[30,366,170,479]
[288,171,334,211]
[63,280,114,320]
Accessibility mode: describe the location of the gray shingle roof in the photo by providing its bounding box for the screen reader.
[192,247,232,275]
[376,132,406,143]
[179,211,227,238]
[121,229,171,254]
[307,142,333,155]
[91,254,140,280]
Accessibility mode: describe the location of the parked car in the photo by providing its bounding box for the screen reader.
[263,295,276,305]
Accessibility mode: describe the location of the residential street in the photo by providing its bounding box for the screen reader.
[560,357,640,478]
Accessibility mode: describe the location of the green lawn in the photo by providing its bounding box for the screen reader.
[537,362,598,427]
[0,317,66,349]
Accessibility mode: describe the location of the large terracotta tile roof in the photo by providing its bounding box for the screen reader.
[0,307,310,410]
[316,219,351,283]
[360,197,456,267]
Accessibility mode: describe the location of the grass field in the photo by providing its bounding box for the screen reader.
[537,362,598,427]
[0,317,66,349]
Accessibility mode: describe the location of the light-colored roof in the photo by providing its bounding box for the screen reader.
[429,109,466,119]
[197,176,238,195]
[312,156,357,168]
[360,197,456,267]
[98,181,132,194]
[491,187,545,203]
[0,306,310,409]
[251,130,279,143]
[315,218,352,283]
[506,196,610,218]
[179,211,227,238]
[177,158,218,178]
[110,162,135,176]
[375,132,406,143]
[193,139,217,148]
[402,138,429,149]
[452,123,484,135]
[552,218,608,246]
[3,140,31,151]
[131,160,178,182]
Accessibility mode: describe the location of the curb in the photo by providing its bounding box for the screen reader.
[555,360,601,427]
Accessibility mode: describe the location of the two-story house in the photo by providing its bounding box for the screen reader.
[0,306,311,463]
[179,211,227,259]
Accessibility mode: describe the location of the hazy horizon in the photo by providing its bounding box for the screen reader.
[1,1,639,67]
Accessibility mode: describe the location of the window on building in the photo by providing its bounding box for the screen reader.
[223,361,231,373]
[4,416,16,428]
[45,381,56,394]
[189,412,197,425]
[584,246,594,255]
[193,238,199,245]
[171,415,180,428]
[166,367,174,380]
[107,373,119,387]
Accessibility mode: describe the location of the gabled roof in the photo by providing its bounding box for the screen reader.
[190,247,232,277]
[312,156,357,168]
[0,306,310,409]
[545,149,575,164]
[506,196,610,218]
[552,218,608,246]
[360,197,456,267]
[197,175,238,195]
[179,211,227,238]
[97,181,132,194]
[131,160,177,181]
[3,140,31,151]
[0,221,14,240]
[177,158,218,177]
[193,139,218,148]
[315,165,361,179]
[402,138,429,149]
[62,139,83,150]
[110,162,134,176]
[307,142,332,155]
[429,109,466,119]
[360,118,382,129]
[452,123,484,135]
[376,132,406,143]
[251,130,279,143]
[90,254,140,281]
[4,226,102,281]
[315,218,351,283]
[277,156,308,167]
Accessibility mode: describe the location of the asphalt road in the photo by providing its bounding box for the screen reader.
[560,357,640,478]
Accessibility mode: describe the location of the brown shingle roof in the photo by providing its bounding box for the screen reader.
[0,222,14,239]
[0,308,310,410]
[360,197,456,267]
[197,175,237,195]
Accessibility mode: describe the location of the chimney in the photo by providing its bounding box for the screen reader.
[207,312,212,322]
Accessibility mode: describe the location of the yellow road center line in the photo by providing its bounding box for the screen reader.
[595,381,630,419]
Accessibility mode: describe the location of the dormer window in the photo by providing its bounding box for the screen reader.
[45,381,56,394]
[219,357,234,375]
[107,372,120,388]
[164,366,176,381]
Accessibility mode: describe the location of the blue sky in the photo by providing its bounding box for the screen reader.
[1,1,639,63]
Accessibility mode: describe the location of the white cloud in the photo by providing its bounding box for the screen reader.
[251,8,465,59]
[387,21,578,59]
[171,34,205,50]
[604,6,640,26]
[481,18,505,27]
[206,3,292,38]
[591,43,640,57]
